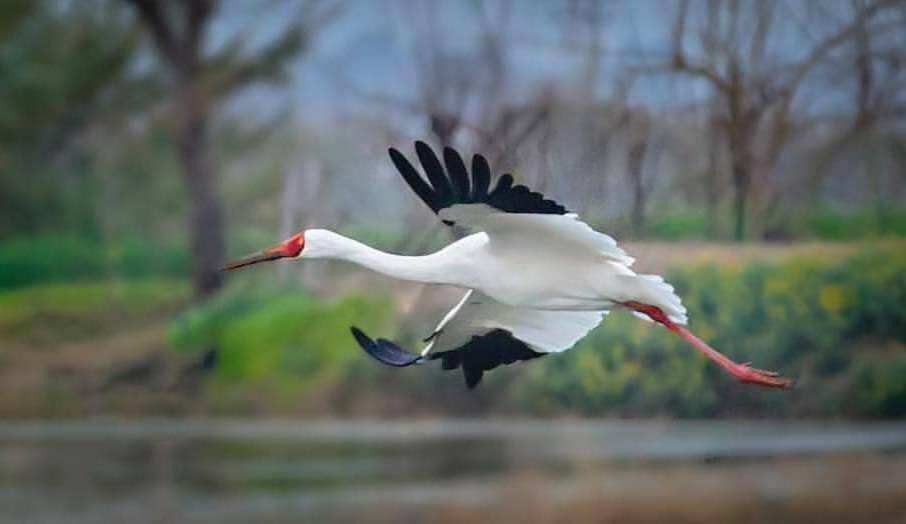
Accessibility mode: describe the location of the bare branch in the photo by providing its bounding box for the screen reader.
[784,0,901,97]
[184,0,215,61]
[122,0,180,65]
[670,0,690,68]
[664,0,732,93]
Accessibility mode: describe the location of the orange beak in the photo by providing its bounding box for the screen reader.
[221,233,304,272]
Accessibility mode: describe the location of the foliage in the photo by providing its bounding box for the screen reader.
[168,284,395,389]
[848,352,906,417]
[643,209,710,240]
[0,278,188,345]
[790,207,906,240]
[0,234,190,290]
[618,207,906,241]
[0,1,139,238]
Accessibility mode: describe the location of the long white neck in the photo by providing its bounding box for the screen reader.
[300,229,465,286]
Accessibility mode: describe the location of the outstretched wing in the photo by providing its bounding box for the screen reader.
[351,291,604,388]
[388,141,567,225]
[388,141,634,266]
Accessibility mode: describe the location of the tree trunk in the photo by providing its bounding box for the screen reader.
[628,139,647,235]
[705,114,721,238]
[177,84,224,297]
[729,135,750,242]
[726,83,751,242]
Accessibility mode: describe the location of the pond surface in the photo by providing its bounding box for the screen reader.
[1,419,905,523]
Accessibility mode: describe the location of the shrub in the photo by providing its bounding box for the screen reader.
[0,278,189,345]
[0,234,190,289]
[789,206,906,240]
[168,284,395,388]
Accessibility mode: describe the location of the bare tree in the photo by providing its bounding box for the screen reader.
[404,0,555,165]
[808,0,906,214]
[659,0,899,240]
[122,0,328,296]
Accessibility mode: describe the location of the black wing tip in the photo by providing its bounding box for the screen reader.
[388,147,411,168]
[350,326,375,351]
[350,326,422,368]
[414,141,439,163]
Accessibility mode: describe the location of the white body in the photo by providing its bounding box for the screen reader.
[301,207,686,356]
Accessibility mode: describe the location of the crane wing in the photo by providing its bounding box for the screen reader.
[388,141,633,266]
[351,291,605,388]
[389,141,567,224]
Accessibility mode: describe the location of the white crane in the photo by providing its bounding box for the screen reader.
[224,141,793,390]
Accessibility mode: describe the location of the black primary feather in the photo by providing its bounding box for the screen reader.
[389,148,439,212]
[443,147,471,200]
[350,327,423,367]
[471,154,491,199]
[388,141,568,225]
[415,141,453,206]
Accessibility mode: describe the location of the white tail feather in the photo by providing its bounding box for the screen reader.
[620,274,687,325]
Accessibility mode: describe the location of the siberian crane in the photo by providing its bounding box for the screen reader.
[224,141,793,390]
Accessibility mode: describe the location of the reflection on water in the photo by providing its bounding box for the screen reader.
[1,419,905,523]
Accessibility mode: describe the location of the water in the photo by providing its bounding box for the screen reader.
[1,419,905,523]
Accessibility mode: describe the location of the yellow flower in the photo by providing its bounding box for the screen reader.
[819,285,849,313]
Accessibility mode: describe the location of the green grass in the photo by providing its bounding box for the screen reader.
[0,233,190,290]
[792,207,906,240]
[645,209,710,240]
[0,278,189,345]
[594,207,906,241]
[168,284,395,390]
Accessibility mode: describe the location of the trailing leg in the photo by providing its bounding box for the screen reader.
[624,301,794,389]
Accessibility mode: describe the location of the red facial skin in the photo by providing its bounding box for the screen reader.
[275,232,305,258]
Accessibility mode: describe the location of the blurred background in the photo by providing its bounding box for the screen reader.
[1,0,905,522]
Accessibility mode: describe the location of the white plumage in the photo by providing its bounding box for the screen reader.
[423,290,605,356]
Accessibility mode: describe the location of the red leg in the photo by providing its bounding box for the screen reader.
[624,302,794,389]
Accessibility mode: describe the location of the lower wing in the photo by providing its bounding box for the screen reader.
[351,291,605,388]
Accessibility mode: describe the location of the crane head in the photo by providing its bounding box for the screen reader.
[221,232,305,271]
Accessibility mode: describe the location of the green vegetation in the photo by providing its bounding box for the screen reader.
[0,241,902,418]
[0,234,190,290]
[0,278,188,345]
[644,209,710,240]
[601,207,906,241]
[790,207,906,240]
[0,2,140,239]
[169,284,395,389]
